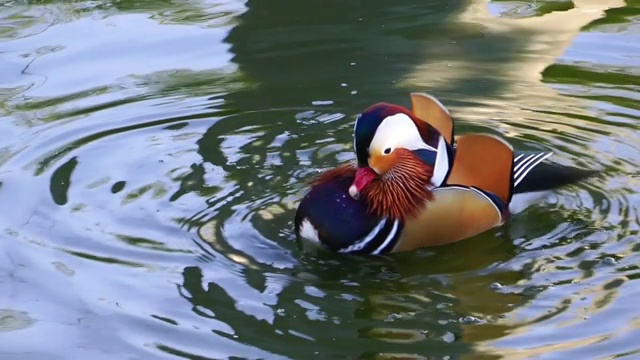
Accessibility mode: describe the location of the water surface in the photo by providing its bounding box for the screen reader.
[1,0,639,359]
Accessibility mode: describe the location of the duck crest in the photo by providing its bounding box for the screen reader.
[354,103,400,167]
[354,103,441,167]
[410,92,454,144]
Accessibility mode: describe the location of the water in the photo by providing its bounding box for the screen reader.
[1,0,639,358]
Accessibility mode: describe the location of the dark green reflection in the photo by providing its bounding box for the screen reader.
[49,156,78,205]
[543,64,640,87]
[177,263,475,359]
[585,0,640,29]
[111,180,126,194]
[491,0,574,18]
[222,0,522,112]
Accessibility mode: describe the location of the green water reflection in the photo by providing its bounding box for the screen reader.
[0,0,639,359]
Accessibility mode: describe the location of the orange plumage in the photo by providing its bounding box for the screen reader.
[313,149,434,221]
[311,163,356,186]
[364,149,434,220]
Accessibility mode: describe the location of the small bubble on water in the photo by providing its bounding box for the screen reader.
[350,90,358,95]
[312,100,334,106]
[442,331,456,343]
[602,257,618,266]
[460,316,482,324]
[52,261,74,276]
[490,282,503,291]
[385,313,402,322]
[340,83,348,87]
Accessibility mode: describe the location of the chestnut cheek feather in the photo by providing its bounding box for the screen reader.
[369,153,394,175]
[365,149,434,220]
[309,151,433,220]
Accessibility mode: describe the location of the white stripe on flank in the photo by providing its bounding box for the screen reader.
[371,219,399,254]
[514,152,552,186]
[514,153,543,176]
[513,153,536,174]
[299,219,321,245]
[431,136,450,186]
[514,152,548,182]
[469,187,503,222]
[435,185,503,222]
[339,218,387,253]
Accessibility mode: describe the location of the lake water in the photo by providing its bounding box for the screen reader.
[1,0,639,359]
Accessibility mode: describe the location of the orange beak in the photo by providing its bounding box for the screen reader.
[348,167,377,200]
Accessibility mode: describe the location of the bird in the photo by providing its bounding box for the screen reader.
[294,93,595,255]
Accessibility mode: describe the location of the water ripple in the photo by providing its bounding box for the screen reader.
[2,0,640,359]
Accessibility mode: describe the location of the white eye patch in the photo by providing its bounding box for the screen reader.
[369,113,435,155]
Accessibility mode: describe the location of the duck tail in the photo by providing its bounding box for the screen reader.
[513,160,597,194]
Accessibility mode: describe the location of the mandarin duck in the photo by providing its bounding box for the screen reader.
[294,93,594,255]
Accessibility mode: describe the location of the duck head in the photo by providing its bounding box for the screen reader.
[348,102,454,220]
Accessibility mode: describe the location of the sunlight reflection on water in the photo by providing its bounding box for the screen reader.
[1,0,639,359]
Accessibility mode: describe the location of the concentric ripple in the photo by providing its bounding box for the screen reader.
[1,0,640,359]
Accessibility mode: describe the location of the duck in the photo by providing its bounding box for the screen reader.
[294,93,595,255]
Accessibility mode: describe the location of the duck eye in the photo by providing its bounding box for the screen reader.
[383,147,392,155]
